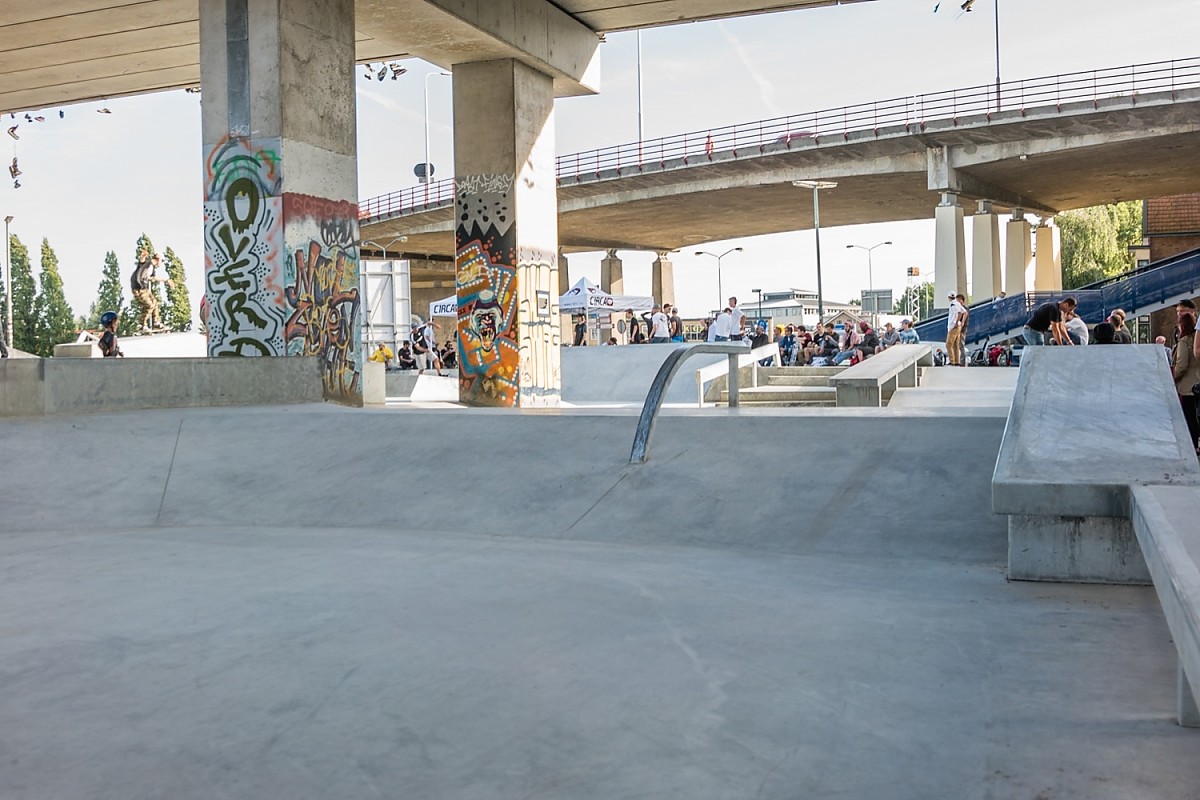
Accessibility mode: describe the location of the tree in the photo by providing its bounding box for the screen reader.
[1059,201,1142,289]
[8,234,37,353]
[160,247,192,331]
[33,239,76,356]
[86,250,124,329]
[893,281,934,320]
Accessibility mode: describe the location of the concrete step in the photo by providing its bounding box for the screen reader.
[766,374,836,387]
[720,385,838,405]
[762,366,847,377]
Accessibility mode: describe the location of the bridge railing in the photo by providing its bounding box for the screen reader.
[359,56,1200,221]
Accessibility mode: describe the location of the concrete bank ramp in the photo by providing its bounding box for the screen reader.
[1,406,1004,561]
[562,344,729,404]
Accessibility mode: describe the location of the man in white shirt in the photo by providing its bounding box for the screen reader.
[711,308,732,341]
[649,305,671,343]
[728,297,746,340]
[1065,310,1089,346]
[945,291,966,366]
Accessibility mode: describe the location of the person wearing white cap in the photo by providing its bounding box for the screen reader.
[946,291,967,367]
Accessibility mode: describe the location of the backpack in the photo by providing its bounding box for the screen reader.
[411,325,429,353]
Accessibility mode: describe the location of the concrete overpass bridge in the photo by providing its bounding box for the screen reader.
[361,56,1200,305]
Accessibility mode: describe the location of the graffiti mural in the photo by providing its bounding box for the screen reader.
[283,193,362,402]
[516,246,561,407]
[203,136,288,356]
[456,174,521,406]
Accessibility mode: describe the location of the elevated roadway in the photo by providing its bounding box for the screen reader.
[360,57,1200,258]
[0,0,869,113]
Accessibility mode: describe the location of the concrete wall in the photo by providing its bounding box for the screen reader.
[561,344,729,405]
[1,357,324,418]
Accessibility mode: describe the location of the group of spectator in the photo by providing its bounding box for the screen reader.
[764,318,919,367]
[368,321,458,376]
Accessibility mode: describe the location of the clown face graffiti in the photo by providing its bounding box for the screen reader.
[470,291,503,352]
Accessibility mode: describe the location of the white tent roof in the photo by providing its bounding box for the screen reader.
[559,277,653,313]
[429,295,457,317]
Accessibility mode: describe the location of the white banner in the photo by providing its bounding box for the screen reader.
[429,295,457,317]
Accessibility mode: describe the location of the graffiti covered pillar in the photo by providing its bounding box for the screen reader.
[453,59,560,407]
[199,0,361,404]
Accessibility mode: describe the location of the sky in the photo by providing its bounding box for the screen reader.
[1,0,1197,322]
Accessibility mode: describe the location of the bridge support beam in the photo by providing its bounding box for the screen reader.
[453,58,561,407]
[652,252,675,308]
[559,251,571,296]
[934,193,966,312]
[1035,220,1063,292]
[199,0,361,403]
[601,249,625,295]
[971,201,1002,302]
[1006,211,1033,296]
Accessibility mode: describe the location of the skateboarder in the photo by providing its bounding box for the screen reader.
[130,250,172,333]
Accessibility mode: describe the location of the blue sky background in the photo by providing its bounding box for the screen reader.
[2,0,1196,319]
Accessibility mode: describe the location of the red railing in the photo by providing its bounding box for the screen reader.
[358,56,1200,222]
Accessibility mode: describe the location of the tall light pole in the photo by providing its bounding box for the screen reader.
[3,215,11,350]
[694,247,743,311]
[793,181,837,323]
[753,288,763,322]
[636,29,644,159]
[845,241,892,326]
[961,0,1001,112]
[422,71,452,188]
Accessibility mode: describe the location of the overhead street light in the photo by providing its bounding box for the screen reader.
[694,246,743,311]
[753,288,763,321]
[793,181,837,323]
[421,71,452,189]
[845,241,892,326]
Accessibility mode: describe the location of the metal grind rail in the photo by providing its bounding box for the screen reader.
[629,342,751,464]
[359,56,1200,221]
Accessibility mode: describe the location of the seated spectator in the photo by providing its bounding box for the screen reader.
[1092,322,1117,344]
[1064,310,1089,346]
[856,321,879,359]
[368,342,394,368]
[395,342,417,370]
[897,319,920,344]
[877,321,900,351]
[832,323,861,365]
[441,340,457,369]
[778,326,797,365]
[605,337,618,346]
[1109,309,1133,343]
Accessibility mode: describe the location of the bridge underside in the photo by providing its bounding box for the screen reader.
[363,95,1200,258]
[0,0,868,113]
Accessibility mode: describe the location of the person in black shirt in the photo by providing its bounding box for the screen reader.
[572,315,587,346]
[129,250,171,333]
[97,311,123,357]
[1023,297,1076,346]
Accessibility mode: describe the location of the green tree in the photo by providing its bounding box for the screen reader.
[33,239,76,356]
[87,250,124,329]
[160,247,192,331]
[1059,201,1142,289]
[893,281,934,320]
[8,234,37,353]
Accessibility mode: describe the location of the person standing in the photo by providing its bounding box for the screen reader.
[572,315,587,346]
[129,250,171,333]
[648,304,671,343]
[624,309,642,345]
[1109,309,1133,343]
[1023,297,1076,346]
[1172,313,1200,453]
[711,308,732,341]
[668,306,685,343]
[955,293,970,366]
[945,291,966,366]
[728,297,746,341]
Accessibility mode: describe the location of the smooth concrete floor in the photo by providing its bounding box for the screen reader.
[2,406,1198,799]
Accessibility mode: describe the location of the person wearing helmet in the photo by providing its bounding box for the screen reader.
[98,311,123,358]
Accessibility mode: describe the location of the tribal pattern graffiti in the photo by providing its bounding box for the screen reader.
[456,174,521,406]
[283,193,362,402]
[203,136,288,356]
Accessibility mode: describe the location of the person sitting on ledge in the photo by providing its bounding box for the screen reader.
[395,342,417,370]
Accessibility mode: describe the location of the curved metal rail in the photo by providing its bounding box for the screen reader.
[629,342,750,464]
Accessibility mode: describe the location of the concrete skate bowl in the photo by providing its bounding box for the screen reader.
[2,406,1007,562]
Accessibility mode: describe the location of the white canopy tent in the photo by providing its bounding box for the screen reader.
[558,277,653,314]
[429,295,457,317]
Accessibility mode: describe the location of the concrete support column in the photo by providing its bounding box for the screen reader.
[1005,210,1033,296]
[453,59,560,407]
[1180,660,1200,728]
[652,252,675,308]
[971,201,1002,301]
[934,193,966,311]
[601,249,624,295]
[558,251,570,296]
[1035,219,1063,292]
[200,0,361,403]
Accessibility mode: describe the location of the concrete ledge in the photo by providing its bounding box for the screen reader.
[1130,485,1200,726]
[1008,513,1150,585]
[362,361,386,406]
[53,342,99,358]
[1,357,325,417]
[828,344,933,407]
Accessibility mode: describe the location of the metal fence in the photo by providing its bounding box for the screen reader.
[913,248,1200,344]
[358,56,1200,222]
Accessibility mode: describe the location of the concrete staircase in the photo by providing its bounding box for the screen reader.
[717,366,845,407]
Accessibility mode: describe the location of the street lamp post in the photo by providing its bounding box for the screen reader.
[753,288,762,322]
[694,247,743,312]
[3,215,11,350]
[793,181,837,323]
[845,241,892,326]
[422,71,452,194]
